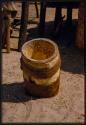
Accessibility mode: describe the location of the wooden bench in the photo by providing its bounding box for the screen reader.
[39,0,80,36]
[18,0,81,51]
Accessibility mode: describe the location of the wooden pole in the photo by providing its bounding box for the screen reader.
[0,2,3,83]
[54,7,62,31]
[67,8,72,25]
[35,1,39,18]
[75,0,84,49]
[4,15,11,53]
[39,0,46,37]
[18,1,29,52]
[0,2,3,51]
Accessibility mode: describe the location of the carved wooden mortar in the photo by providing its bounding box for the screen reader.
[21,38,61,98]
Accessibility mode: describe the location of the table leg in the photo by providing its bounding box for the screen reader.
[0,2,3,83]
[75,1,84,49]
[66,7,72,25]
[54,7,62,31]
[18,1,29,52]
[5,15,11,53]
[0,2,3,51]
[39,0,46,37]
[35,1,39,18]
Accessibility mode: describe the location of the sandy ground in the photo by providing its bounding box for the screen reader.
[2,2,85,123]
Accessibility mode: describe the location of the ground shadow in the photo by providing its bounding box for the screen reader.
[27,19,78,45]
[2,82,41,103]
[13,18,39,29]
[6,18,84,74]
[59,46,84,74]
[26,20,84,75]
[10,35,19,39]
[2,48,18,53]
[10,19,84,75]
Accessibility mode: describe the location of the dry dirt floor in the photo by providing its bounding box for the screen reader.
[2,2,85,123]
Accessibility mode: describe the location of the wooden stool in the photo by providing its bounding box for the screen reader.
[2,1,17,53]
[39,0,80,36]
[18,1,39,51]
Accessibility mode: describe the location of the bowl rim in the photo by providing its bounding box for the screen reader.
[21,38,59,63]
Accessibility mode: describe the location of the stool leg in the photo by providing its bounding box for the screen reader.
[75,1,84,49]
[66,8,72,25]
[39,0,46,37]
[35,1,39,18]
[0,3,3,51]
[54,7,62,31]
[5,16,11,53]
[18,1,29,52]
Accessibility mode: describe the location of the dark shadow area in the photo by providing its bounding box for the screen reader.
[6,18,84,75]
[26,19,84,75]
[10,36,19,39]
[2,82,41,103]
[12,19,21,28]
[59,46,84,74]
[10,48,19,51]
[2,48,18,53]
[12,18,39,29]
